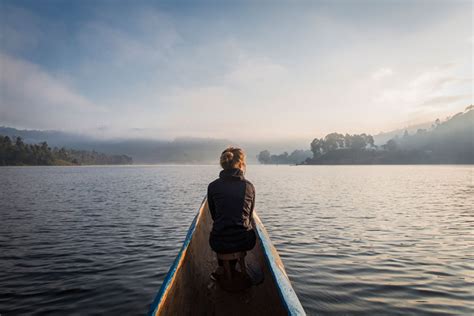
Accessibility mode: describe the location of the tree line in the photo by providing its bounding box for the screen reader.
[257,149,312,164]
[0,136,133,166]
[310,133,375,159]
[257,133,375,164]
[258,105,473,165]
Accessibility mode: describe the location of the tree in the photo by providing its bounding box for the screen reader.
[416,129,427,135]
[349,134,366,150]
[365,135,375,148]
[269,152,289,164]
[311,138,324,158]
[0,136,133,166]
[344,134,352,148]
[360,133,375,148]
[288,149,313,164]
[257,150,271,164]
[385,139,398,151]
[324,133,345,152]
[0,136,13,165]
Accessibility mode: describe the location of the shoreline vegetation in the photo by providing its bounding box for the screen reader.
[0,136,132,166]
[258,105,474,165]
[1,106,472,167]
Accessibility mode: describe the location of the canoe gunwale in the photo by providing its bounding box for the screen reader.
[148,196,206,316]
[148,196,306,315]
[253,213,306,315]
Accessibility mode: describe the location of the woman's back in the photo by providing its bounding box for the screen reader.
[208,167,255,236]
[207,148,256,254]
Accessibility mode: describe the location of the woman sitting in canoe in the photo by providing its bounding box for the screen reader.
[207,147,256,279]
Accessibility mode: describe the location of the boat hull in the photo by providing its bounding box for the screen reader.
[149,198,305,315]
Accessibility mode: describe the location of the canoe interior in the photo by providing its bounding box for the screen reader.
[150,199,303,316]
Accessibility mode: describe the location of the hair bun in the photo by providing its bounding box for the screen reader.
[222,151,234,162]
[219,146,245,170]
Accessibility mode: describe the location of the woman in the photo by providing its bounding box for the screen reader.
[207,147,256,277]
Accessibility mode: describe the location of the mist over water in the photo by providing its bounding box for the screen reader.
[0,165,472,315]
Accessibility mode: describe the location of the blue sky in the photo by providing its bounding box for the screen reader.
[0,0,472,141]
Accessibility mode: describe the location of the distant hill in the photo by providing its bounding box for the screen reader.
[256,106,473,165]
[304,106,473,164]
[99,137,234,164]
[3,106,472,165]
[373,122,433,146]
[391,107,474,163]
[0,127,238,164]
[0,127,89,147]
[0,136,132,166]
[0,127,307,164]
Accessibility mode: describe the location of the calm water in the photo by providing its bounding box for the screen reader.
[0,165,473,315]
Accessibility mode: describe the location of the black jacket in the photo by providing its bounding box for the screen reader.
[207,168,256,253]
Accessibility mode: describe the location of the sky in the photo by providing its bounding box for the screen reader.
[0,0,472,141]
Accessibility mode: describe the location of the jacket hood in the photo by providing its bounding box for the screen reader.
[219,168,244,180]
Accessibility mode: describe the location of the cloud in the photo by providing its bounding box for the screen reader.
[225,57,288,87]
[0,1,471,139]
[371,67,393,80]
[421,95,472,107]
[77,10,180,67]
[409,67,456,90]
[0,53,106,129]
[371,65,472,122]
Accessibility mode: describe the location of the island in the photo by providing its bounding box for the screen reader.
[257,105,473,165]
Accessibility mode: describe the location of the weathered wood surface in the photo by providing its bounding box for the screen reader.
[149,199,305,316]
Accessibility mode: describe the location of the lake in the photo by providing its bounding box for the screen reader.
[0,165,473,315]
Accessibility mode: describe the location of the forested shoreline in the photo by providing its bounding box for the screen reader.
[0,136,133,166]
[258,106,474,165]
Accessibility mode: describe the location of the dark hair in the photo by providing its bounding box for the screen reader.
[220,147,246,170]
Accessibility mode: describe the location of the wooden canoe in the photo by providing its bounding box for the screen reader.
[148,197,306,316]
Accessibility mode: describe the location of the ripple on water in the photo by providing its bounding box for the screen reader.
[0,165,473,315]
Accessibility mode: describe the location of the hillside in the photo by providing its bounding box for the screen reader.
[257,106,473,165]
[306,106,473,164]
[391,107,474,163]
[373,122,433,146]
[0,136,132,166]
[0,127,310,164]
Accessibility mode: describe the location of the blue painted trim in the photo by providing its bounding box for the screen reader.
[254,219,306,315]
[148,197,305,315]
[148,197,207,316]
